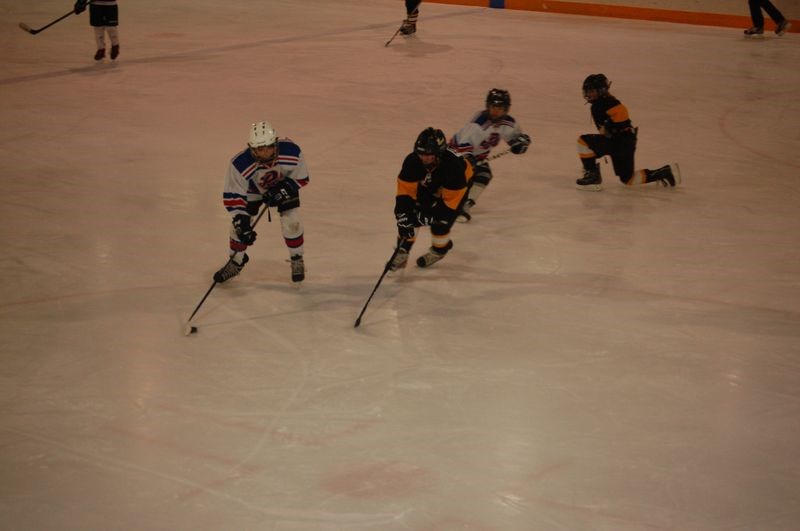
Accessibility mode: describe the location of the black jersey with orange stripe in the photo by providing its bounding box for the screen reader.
[590,95,634,136]
[395,149,472,222]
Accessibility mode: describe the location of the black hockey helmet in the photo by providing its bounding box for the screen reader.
[485,88,511,110]
[414,127,447,156]
[582,74,610,100]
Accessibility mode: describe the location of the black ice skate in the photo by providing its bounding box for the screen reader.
[110,45,119,60]
[650,164,681,187]
[576,165,602,191]
[290,255,305,283]
[213,253,248,283]
[94,48,105,61]
[388,248,409,272]
[743,26,764,38]
[416,241,453,268]
[776,20,792,36]
[400,19,416,35]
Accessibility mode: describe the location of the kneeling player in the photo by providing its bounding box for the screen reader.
[576,74,680,191]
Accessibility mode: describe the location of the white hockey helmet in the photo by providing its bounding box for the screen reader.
[248,120,277,148]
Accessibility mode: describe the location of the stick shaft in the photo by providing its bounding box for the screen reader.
[20,10,74,35]
[487,148,511,161]
[184,205,270,325]
[354,239,406,328]
[384,27,402,47]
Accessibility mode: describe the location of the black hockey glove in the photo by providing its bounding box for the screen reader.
[233,214,257,245]
[509,133,531,155]
[74,0,88,14]
[263,181,293,207]
[396,211,416,239]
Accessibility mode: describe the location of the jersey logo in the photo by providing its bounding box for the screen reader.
[258,169,282,188]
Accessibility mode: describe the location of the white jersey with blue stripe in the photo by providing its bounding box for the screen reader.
[448,111,523,163]
[222,139,309,216]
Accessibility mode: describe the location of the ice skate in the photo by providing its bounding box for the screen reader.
[290,255,305,283]
[94,48,105,60]
[388,248,409,272]
[110,45,120,60]
[775,20,791,36]
[400,19,416,36]
[576,166,602,191]
[650,164,681,187]
[213,253,248,283]
[456,199,475,223]
[416,241,453,268]
[743,26,764,38]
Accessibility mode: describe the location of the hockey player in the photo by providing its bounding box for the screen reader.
[448,89,531,222]
[576,74,680,191]
[744,0,792,37]
[74,0,120,61]
[400,1,421,36]
[389,127,473,271]
[214,121,309,284]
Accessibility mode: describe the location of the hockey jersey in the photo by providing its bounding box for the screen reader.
[449,111,523,163]
[590,95,634,137]
[395,149,472,223]
[222,139,309,217]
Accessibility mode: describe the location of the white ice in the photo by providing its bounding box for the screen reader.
[1,1,799,529]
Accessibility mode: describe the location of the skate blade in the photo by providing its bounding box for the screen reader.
[416,255,445,268]
[576,183,603,192]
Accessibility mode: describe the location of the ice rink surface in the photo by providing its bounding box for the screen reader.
[1,1,799,529]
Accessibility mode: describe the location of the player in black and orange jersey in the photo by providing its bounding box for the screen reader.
[390,127,473,270]
[576,74,680,191]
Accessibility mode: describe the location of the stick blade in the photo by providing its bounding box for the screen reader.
[183,324,198,336]
[19,22,35,34]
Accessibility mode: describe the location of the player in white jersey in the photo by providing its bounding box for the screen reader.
[448,89,531,222]
[74,0,120,61]
[214,121,310,284]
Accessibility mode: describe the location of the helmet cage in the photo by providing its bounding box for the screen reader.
[248,121,278,164]
[485,88,511,111]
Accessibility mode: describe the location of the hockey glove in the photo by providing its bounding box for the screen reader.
[396,211,416,239]
[509,133,531,155]
[74,0,88,14]
[416,209,435,227]
[263,182,293,207]
[233,214,257,245]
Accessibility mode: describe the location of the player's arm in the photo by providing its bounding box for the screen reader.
[222,161,250,218]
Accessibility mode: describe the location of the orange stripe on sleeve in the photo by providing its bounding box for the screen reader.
[396,178,418,200]
[607,103,630,124]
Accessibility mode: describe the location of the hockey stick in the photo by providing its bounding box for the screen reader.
[353,238,407,328]
[183,205,270,336]
[19,10,75,35]
[487,148,511,161]
[384,27,403,47]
